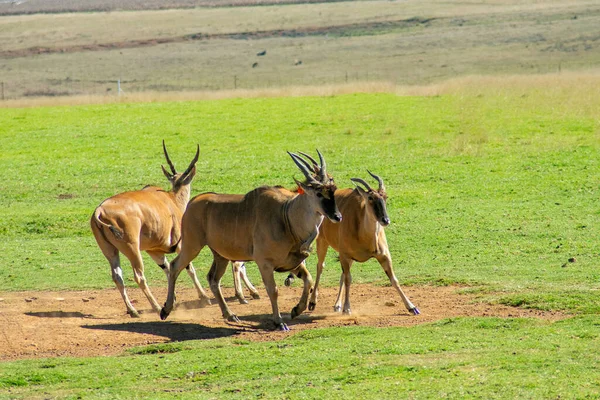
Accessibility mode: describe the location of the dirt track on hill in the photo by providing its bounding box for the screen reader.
[0,284,565,361]
[0,18,434,59]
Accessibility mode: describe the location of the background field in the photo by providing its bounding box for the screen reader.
[1,0,599,99]
[1,75,599,310]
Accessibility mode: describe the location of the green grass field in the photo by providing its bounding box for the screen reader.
[2,318,600,399]
[1,79,600,398]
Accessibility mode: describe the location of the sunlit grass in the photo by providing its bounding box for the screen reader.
[2,317,600,398]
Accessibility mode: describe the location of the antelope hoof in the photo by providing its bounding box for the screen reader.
[333,305,342,313]
[343,309,352,315]
[237,297,249,305]
[159,308,170,320]
[284,276,294,287]
[291,306,302,319]
[410,307,421,316]
[308,302,316,311]
[251,292,261,300]
[128,310,140,318]
[278,322,290,331]
[227,314,241,323]
[198,297,212,307]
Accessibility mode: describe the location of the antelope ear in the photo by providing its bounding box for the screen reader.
[162,165,174,181]
[352,181,368,197]
[294,177,310,194]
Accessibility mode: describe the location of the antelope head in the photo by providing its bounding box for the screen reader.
[161,140,200,193]
[288,150,342,223]
[351,170,390,226]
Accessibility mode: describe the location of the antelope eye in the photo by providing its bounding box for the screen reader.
[316,192,323,198]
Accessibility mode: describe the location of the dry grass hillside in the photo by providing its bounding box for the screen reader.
[0,0,340,15]
[0,0,598,100]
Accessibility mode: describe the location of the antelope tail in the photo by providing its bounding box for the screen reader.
[167,238,181,254]
[92,208,124,240]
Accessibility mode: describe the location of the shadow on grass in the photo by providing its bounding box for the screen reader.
[82,322,240,341]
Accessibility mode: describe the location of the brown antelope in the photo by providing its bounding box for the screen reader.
[286,171,420,316]
[160,150,341,331]
[90,142,223,317]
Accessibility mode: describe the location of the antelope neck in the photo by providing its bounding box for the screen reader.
[173,185,192,211]
[283,195,323,246]
[357,195,381,251]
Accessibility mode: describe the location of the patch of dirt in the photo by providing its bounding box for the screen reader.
[0,284,564,361]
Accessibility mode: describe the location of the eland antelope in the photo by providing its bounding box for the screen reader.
[286,171,420,316]
[160,150,341,330]
[90,142,222,317]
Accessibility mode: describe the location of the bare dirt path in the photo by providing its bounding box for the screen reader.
[0,284,564,361]
[0,18,433,59]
